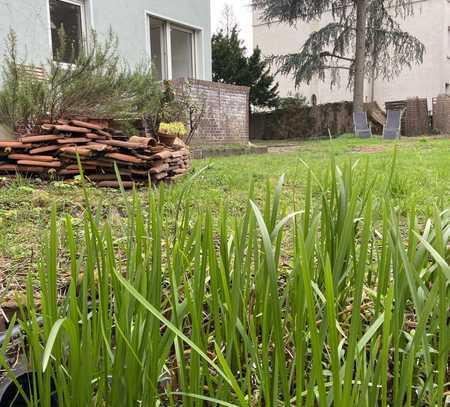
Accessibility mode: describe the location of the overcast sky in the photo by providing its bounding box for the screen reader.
[210,0,253,51]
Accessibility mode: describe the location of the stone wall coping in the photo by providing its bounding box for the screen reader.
[171,78,250,94]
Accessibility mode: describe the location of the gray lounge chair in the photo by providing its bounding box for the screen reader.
[383,109,403,139]
[353,111,372,138]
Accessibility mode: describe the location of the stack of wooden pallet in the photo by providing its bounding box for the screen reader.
[0,120,190,187]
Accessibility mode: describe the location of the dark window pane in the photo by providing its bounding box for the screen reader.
[49,0,83,63]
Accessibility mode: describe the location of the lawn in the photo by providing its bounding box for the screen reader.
[0,135,449,405]
[1,136,448,287]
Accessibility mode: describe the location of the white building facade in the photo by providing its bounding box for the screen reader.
[253,0,450,109]
[0,0,212,81]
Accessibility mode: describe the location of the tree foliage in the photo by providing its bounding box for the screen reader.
[253,0,425,110]
[212,27,279,109]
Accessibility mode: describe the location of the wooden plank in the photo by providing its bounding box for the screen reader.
[17,160,61,168]
[20,135,59,143]
[8,154,56,162]
[96,129,113,138]
[105,153,143,164]
[84,143,110,152]
[54,124,90,134]
[30,145,61,155]
[97,139,143,149]
[151,150,172,160]
[59,147,92,157]
[57,137,90,144]
[70,120,105,131]
[0,141,30,148]
[129,136,155,147]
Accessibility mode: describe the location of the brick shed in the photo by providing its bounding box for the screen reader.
[385,98,429,137]
[175,80,250,146]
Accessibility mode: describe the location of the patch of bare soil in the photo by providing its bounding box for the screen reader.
[268,145,301,154]
[352,145,386,153]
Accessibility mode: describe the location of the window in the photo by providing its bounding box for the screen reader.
[171,27,194,79]
[149,17,168,80]
[49,0,86,63]
[448,27,450,57]
[149,15,197,80]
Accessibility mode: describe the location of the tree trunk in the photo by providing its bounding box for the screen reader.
[353,0,368,112]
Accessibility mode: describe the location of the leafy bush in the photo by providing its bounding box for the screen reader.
[0,31,46,132]
[0,29,161,131]
[145,80,205,144]
[0,153,448,406]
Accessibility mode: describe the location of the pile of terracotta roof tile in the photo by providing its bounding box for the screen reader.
[0,120,190,188]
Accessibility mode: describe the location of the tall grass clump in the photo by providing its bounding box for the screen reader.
[0,153,449,406]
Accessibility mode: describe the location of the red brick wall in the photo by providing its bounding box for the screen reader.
[432,95,450,134]
[385,98,430,137]
[172,79,250,146]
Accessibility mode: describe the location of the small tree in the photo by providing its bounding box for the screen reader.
[219,3,238,36]
[253,0,425,112]
[245,47,280,109]
[144,80,205,145]
[212,27,248,85]
[212,26,279,110]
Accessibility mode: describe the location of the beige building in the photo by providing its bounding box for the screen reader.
[253,0,450,109]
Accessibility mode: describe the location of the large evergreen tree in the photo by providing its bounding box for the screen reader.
[212,27,279,109]
[253,0,425,111]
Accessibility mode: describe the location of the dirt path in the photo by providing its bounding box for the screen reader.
[352,145,386,153]
[267,145,302,154]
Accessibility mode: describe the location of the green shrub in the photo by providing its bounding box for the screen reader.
[0,29,161,131]
[0,31,46,131]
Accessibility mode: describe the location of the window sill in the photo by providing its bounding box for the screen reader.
[53,61,77,70]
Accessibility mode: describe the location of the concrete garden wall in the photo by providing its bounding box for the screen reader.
[250,102,354,140]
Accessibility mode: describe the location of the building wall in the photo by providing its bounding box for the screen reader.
[175,80,250,146]
[0,0,212,80]
[371,0,449,109]
[253,0,449,109]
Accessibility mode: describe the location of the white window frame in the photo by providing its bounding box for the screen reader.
[448,27,450,59]
[149,17,169,80]
[145,11,203,80]
[170,25,197,79]
[46,0,90,65]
